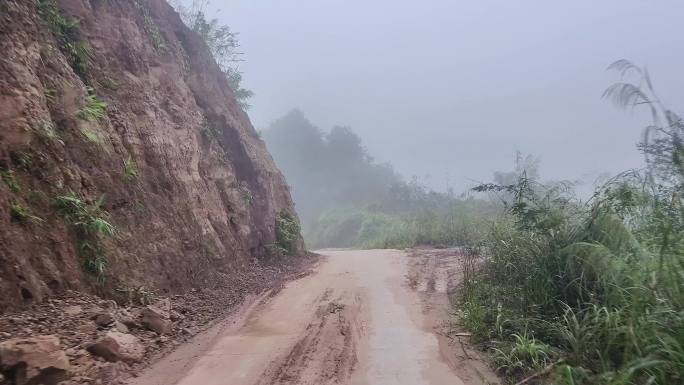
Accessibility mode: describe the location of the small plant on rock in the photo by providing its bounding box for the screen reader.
[9,202,43,224]
[1,170,20,192]
[77,88,107,121]
[33,120,61,142]
[54,192,115,283]
[122,155,139,182]
[81,128,103,145]
[99,76,119,90]
[11,152,33,170]
[38,0,92,76]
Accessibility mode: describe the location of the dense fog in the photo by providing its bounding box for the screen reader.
[203,0,684,191]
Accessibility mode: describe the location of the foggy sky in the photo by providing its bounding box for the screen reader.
[205,0,684,191]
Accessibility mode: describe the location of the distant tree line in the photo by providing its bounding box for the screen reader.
[263,109,401,225]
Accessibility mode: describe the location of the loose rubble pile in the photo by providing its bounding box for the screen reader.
[0,255,316,385]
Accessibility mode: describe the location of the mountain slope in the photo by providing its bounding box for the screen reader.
[0,0,303,311]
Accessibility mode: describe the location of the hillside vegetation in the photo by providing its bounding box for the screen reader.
[458,62,683,384]
[263,109,501,248]
[0,0,302,311]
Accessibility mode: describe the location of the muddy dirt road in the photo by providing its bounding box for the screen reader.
[130,249,498,385]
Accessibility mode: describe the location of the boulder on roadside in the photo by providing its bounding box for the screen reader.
[93,312,115,328]
[117,309,139,329]
[0,335,70,385]
[141,306,172,334]
[87,332,144,363]
[114,320,129,334]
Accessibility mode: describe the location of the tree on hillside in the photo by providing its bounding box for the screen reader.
[171,0,254,109]
[262,109,401,225]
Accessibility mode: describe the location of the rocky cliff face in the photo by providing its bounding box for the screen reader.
[0,0,303,311]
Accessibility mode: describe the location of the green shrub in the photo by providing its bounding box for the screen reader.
[99,76,119,90]
[11,152,33,170]
[80,127,103,145]
[275,210,300,255]
[77,88,107,121]
[38,0,92,75]
[1,170,20,192]
[54,192,115,282]
[9,202,43,224]
[493,333,554,377]
[133,0,167,52]
[122,155,139,182]
[460,172,684,384]
[33,120,61,142]
[43,88,57,99]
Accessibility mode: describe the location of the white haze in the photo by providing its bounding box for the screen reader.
[204,0,684,191]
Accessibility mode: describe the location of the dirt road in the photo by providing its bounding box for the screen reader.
[130,249,498,385]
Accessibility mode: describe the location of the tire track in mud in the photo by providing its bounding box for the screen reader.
[405,248,501,385]
[258,290,362,385]
[131,249,497,385]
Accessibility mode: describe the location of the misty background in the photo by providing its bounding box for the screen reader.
[202,0,683,191]
[174,0,684,246]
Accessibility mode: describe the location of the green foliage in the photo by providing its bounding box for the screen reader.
[275,210,301,255]
[37,0,91,76]
[306,187,499,249]
[54,193,114,236]
[43,88,57,99]
[134,201,146,214]
[171,0,253,108]
[33,120,61,142]
[493,333,553,377]
[80,128,102,145]
[11,152,33,170]
[265,109,502,249]
[77,88,107,121]
[122,155,139,182]
[1,170,20,192]
[460,166,683,384]
[54,192,115,283]
[263,110,403,226]
[460,69,684,382]
[98,76,119,90]
[9,202,43,224]
[132,0,167,52]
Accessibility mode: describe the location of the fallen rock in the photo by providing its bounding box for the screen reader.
[76,322,98,335]
[169,310,184,322]
[0,335,70,385]
[63,306,83,316]
[87,332,144,363]
[141,306,172,334]
[93,313,114,328]
[113,320,129,334]
[117,310,138,329]
[153,298,172,314]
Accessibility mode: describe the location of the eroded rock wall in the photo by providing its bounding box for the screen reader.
[0,0,302,311]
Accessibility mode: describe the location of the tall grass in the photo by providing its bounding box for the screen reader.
[457,62,683,384]
[54,192,115,283]
[460,172,683,384]
[306,198,500,249]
